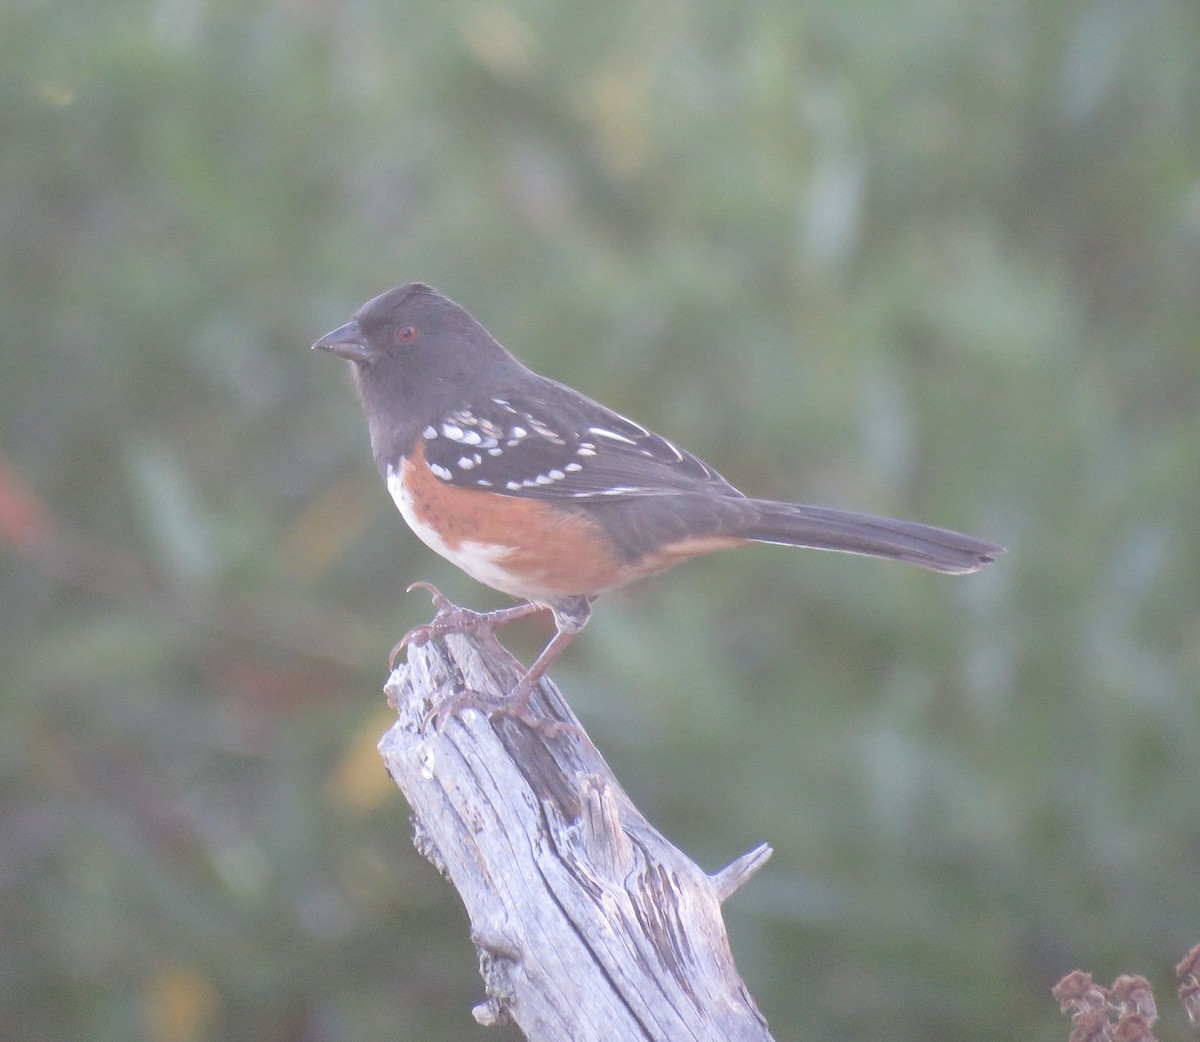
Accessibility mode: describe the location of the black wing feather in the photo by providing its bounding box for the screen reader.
[421,376,742,501]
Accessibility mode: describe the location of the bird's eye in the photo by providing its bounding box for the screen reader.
[396,324,418,343]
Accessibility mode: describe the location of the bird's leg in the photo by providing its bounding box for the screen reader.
[421,627,583,735]
[389,581,546,669]
[403,592,592,735]
[499,627,580,718]
[487,597,592,730]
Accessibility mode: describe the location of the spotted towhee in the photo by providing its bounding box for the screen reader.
[314,283,1003,719]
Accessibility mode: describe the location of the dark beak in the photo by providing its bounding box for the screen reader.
[312,320,372,362]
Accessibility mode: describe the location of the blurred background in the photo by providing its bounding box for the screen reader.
[3,1,1199,1039]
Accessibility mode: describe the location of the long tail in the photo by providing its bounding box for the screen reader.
[738,499,1003,574]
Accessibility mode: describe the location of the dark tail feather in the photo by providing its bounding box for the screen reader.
[739,500,1004,575]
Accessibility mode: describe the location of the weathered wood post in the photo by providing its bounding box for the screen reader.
[379,619,776,1042]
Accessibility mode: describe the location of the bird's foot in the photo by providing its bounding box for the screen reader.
[421,678,584,742]
[421,682,526,733]
[389,582,543,669]
[395,582,584,740]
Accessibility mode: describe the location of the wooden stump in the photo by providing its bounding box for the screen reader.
[379,620,776,1042]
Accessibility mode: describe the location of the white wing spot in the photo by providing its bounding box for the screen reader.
[548,469,565,481]
[528,420,566,445]
[487,447,503,456]
[564,462,583,472]
[661,438,685,462]
[422,425,438,439]
[457,456,475,470]
[442,423,465,441]
[588,426,638,446]
[429,462,453,480]
[505,480,522,491]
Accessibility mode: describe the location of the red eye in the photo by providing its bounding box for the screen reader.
[396,324,418,343]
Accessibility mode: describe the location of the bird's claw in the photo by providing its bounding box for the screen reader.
[389,582,505,670]
[390,586,582,740]
[405,580,455,614]
[420,686,586,743]
[420,688,500,733]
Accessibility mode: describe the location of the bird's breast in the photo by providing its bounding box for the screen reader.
[385,444,632,602]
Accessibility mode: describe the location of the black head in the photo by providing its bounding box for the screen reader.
[314,283,523,463]
[313,282,513,374]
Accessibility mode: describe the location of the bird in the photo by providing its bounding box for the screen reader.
[314,283,1003,722]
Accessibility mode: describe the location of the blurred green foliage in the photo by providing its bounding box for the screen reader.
[2,1,1199,1039]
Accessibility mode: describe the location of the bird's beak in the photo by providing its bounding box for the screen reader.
[312,320,371,362]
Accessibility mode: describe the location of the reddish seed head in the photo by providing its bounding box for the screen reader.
[1054,970,1110,1015]
[1177,945,1200,1026]
[1180,979,1200,1026]
[1176,943,1200,981]
[1110,975,1156,1021]
[1067,1008,1114,1042]
[1112,1011,1156,1042]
